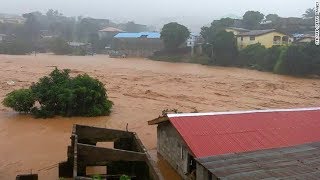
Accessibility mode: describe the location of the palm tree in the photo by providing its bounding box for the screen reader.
[303,8,315,18]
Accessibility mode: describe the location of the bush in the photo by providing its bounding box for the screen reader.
[3,68,113,118]
[238,44,284,72]
[2,89,35,113]
[238,43,267,68]
[274,45,311,75]
[259,46,283,71]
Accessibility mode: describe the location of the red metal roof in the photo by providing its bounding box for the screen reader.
[168,108,320,158]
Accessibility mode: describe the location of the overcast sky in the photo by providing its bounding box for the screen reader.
[0,0,315,30]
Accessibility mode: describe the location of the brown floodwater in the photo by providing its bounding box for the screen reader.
[0,54,319,179]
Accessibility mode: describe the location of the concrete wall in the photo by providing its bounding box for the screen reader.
[237,32,290,49]
[157,122,190,179]
[196,163,218,180]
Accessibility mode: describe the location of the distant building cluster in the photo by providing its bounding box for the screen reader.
[226,27,315,49]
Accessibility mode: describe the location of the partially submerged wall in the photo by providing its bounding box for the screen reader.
[59,124,162,180]
[157,122,191,179]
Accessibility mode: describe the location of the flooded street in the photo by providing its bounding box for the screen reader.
[0,54,319,179]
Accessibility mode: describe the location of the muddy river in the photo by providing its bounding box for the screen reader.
[0,54,319,179]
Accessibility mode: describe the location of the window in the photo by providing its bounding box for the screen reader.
[273,36,281,44]
[241,37,243,41]
[250,36,255,41]
[180,146,184,159]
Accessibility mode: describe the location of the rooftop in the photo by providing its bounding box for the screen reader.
[226,27,250,32]
[197,142,320,179]
[99,27,124,32]
[238,29,277,36]
[114,32,160,39]
[150,107,320,158]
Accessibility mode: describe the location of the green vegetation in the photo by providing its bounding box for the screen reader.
[242,11,265,29]
[160,22,190,51]
[3,68,113,118]
[2,89,35,113]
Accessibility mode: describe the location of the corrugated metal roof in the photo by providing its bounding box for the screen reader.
[196,142,320,179]
[168,108,320,158]
[114,32,160,39]
[238,29,277,36]
[226,27,250,32]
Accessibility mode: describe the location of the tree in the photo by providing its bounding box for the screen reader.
[265,14,280,23]
[303,8,315,18]
[22,12,42,44]
[211,18,235,30]
[160,22,190,50]
[210,31,238,66]
[2,68,113,118]
[243,11,265,29]
[2,89,35,113]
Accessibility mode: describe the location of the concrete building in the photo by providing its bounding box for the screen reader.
[226,27,292,49]
[98,27,124,39]
[236,29,291,49]
[112,32,163,57]
[149,107,320,180]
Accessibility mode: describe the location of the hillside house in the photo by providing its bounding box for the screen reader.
[293,34,315,44]
[149,107,320,180]
[112,32,163,57]
[98,27,124,39]
[236,29,291,49]
[226,27,292,49]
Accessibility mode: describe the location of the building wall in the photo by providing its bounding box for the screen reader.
[297,37,313,43]
[157,122,191,179]
[237,32,290,49]
[196,163,219,180]
[112,38,164,57]
[98,31,119,39]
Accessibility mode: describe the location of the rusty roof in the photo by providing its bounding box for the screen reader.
[166,107,320,158]
[196,142,320,179]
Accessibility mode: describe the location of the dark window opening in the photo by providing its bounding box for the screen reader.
[187,154,197,174]
[250,36,255,40]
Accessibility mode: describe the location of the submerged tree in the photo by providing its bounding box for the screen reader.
[3,68,113,118]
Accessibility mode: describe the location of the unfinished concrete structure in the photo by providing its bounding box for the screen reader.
[59,124,162,180]
[149,107,320,180]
